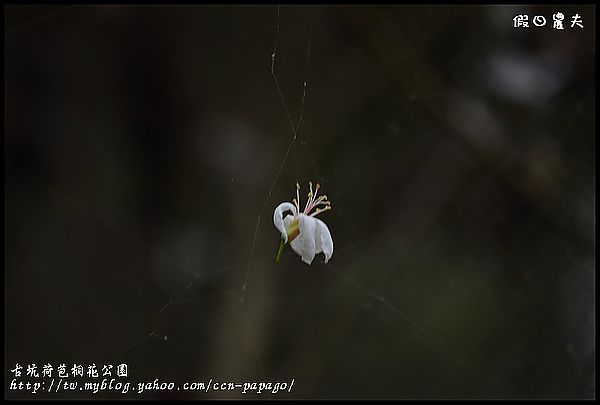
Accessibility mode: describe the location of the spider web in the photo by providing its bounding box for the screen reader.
[99,6,478,394]
[5,4,595,400]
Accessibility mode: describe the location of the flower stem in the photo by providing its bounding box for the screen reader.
[275,237,285,263]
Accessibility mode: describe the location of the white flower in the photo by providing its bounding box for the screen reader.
[273,181,334,265]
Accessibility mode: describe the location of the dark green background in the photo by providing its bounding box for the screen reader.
[5,5,595,399]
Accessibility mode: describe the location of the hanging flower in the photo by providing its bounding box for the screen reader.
[273,182,333,265]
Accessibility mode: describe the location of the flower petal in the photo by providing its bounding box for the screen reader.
[290,214,317,265]
[273,202,297,243]
[283,214,294,229]
[314,218,334,263]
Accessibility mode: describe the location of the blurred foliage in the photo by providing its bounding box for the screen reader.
[5,5,595,399]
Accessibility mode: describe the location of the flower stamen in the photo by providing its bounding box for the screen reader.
[295,182,301,212]
[310,205,332,217]
[302,182,332,216]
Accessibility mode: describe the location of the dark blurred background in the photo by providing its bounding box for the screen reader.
[5,5,595,399]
